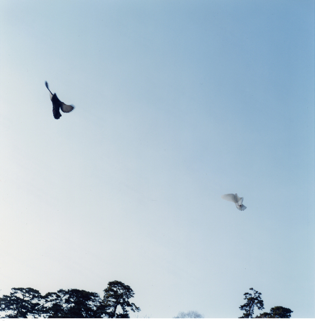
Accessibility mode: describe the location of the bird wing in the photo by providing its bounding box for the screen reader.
[221,194,237,203]
[61,103,75,113]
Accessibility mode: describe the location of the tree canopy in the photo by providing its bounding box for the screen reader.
[0,287,42,318]
[0,281,140,318]
[239,288,293,319]
[103,281,140,318]
[239,288,264,318]
[256,306,293,318]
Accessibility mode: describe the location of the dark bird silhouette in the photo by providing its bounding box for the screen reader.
[45,81,75,119]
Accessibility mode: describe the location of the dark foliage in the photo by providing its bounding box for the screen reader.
[239,288,264,318]
[103,281,141,318]
[43,289,103,318]
[0,288,42,318]
[0,281,140,318]
[239,288,293,319]
[256,306,293,318]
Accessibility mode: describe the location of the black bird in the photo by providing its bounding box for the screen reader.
[45,81,75,119]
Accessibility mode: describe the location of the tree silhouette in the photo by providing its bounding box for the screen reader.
[0,288,43,318]
[239,288,264,318]
[103,281,141,318]
[256,306,293,318]
[239,288,293,319]
[42,289,103,318]
[0,281,140,318]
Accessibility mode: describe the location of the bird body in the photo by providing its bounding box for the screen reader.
[45,81,74,119]
[221,193,247,211]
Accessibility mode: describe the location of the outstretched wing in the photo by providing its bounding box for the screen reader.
[61,103,75,113]
[221,194,237,203]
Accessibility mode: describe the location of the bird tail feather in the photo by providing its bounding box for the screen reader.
[45,81,53,95]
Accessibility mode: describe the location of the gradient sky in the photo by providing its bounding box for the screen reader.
[0,0,314,318]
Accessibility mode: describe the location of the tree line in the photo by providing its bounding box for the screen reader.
[0,281,140,318]
[0,284,293,318]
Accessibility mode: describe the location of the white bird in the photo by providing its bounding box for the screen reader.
[221,193,247,211]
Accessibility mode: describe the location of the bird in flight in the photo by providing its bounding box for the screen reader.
[221,193,247,211]
[45,81,75,119]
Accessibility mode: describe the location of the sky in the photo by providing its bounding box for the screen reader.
[0,0,314,318]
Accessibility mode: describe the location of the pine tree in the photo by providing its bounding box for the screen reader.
[239,288,264,318]
[103,281,141,318]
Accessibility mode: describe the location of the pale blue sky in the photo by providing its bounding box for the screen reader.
[0,0,314,318]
